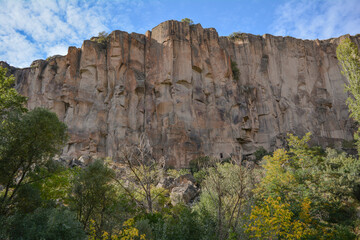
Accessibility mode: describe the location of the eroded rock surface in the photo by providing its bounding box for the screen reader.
[9,20,360,167]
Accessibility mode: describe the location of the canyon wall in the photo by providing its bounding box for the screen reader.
[8,20,360,167]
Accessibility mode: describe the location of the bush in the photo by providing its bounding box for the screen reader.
[4,207,86,240]
[228,31,245,40]
[189,156,210,174]
[91,31,110,47]
[342,139,356,149]
[166,168,191,178]
[254,146,270,161]
[181,18,194,25]
[231,60,240,81]
[136,205,201,240]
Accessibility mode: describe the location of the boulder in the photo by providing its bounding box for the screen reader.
[170,183,198,205]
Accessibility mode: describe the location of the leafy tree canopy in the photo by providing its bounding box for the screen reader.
[0,66,27,116]
[337,38,360,149]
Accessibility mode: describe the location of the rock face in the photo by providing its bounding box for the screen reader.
[9,20,360,167]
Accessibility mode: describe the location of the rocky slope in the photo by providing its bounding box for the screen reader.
[5,20,360,167]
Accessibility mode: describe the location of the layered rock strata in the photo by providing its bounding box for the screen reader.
[7,20,360,167]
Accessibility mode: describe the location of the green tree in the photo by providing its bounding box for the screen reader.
[70,160,132,235]
[159,204,201,240]
[253,133,359,238]
[0,66,27,116]
[0,108,67,215]
[181,18,194,25]
[91,31,110,46]
[32,163,76,204]
[3,207,86,240]
[194,161,254,240]
[337,38,360,149]
[0,67,68,215]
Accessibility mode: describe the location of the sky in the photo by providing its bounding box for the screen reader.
[0,0,359,68]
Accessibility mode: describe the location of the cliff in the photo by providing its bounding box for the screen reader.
[8,20,360,167]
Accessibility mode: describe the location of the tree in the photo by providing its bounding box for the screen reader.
[69,160,131,235]
[3,207,86,240]
[336,38,360,149]
[91,31,110,46]
[0,108,67,215]
[253,133,360,238]
[114,135,167,214]
[89,218,146,240]
[181,18,194,25]
[195,161,254,240]
[0,66,27,117]
[247,196,313,239]
[0,67,68,216]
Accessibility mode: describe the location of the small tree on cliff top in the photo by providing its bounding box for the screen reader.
[181,18,194,25]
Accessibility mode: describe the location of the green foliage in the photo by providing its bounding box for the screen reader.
[193,169,207,184]
[70,160,131,235]
[89,218,146,240]
[33,164,76,203]
[189,156,210,174]
[161,204,201,240]
[231,60,240,80]
[91,31,110,46]
[254,146,270,161]
[11,184,44,214]
[134,204,201,240]
[0,66,27,116]
[0,108,67,214]
[195,162,254,240]
[337,38,360,150]
[254,133,360,237]
[342,139,356,149]
[166,168,191,178]
[3,207,86,240]
[228,31,245,40]
[181,18,194,25]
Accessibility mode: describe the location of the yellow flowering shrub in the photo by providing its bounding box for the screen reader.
[88,218,146,240]
[246,196,311,239]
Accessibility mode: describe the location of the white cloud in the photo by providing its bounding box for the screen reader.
[271,0,360,39]
[0,0,139,68]
[46,44,69,57]
[0,29,40,68]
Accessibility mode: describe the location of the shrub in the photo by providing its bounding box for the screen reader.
[254,146,270,161]
[189,156,210,174]
[231,60,240,80]
[91,31,110,47]
[181,18,194,25]
[166,168,191,178]
[228,31,245,40]
[4,208,86,240]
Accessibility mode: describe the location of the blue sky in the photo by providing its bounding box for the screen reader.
[1,0,359,68]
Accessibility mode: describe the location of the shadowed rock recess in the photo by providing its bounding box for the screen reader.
[6,20,360,167]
